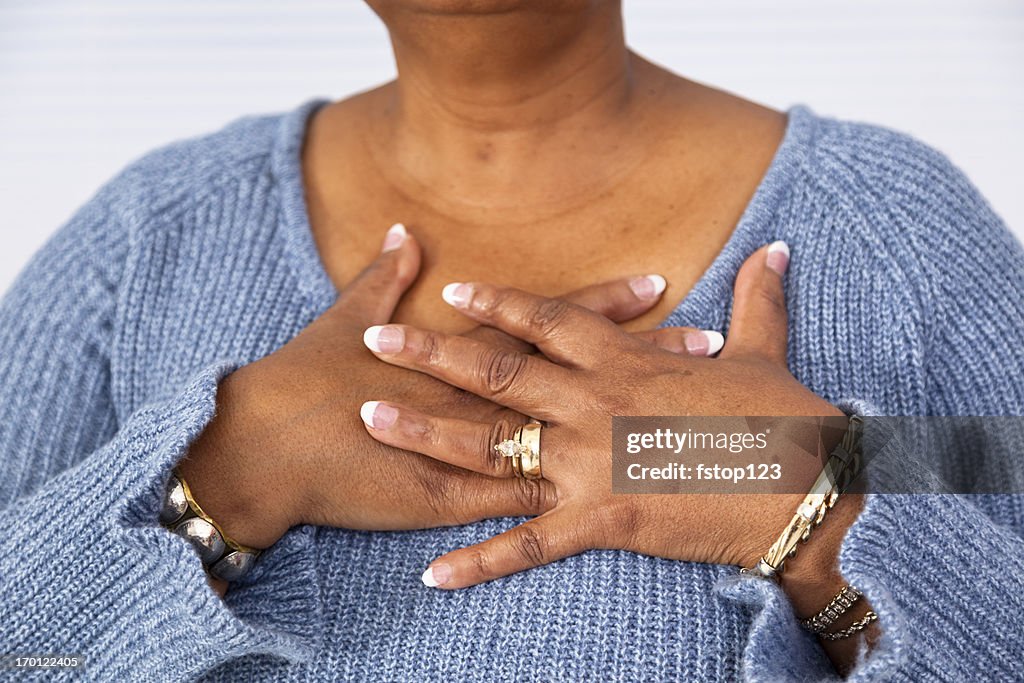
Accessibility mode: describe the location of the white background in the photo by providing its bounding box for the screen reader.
[1,0,1022,293]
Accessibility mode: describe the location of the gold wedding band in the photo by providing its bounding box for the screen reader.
[518,422,542,480]
[494,419,543,480]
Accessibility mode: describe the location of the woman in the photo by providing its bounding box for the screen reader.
[1,1,1022,681]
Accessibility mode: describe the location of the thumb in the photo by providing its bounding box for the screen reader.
[558,274,668,323]
[332,223,422,325]
[720,240,790,365]
[631,326,725,356]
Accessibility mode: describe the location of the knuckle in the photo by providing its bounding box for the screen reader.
[416,331,444,366]
[526,298,571,336]
[512,477,547,515]
[411,416,442,448]
[756,284,786,311]
[468,549,493,580]
[511,525,548,566]
[472,286,503,318]
[374,251,402,276]
[480,349,528,395]
[355,259,401,300]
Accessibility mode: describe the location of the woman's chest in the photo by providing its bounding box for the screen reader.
[304,169,752,334]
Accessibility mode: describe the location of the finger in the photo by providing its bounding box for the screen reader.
[361,400,519,477]
[361,400,548,478]
[332,223,422,325]
[447,469,557,521]
[463,325,534,354]
[558,274,667,323]
[362,324,572,419]
[720,240,790,364]
[631,327,725,356]
[440,282,617,366]
[420,510,588,589]
[463,274,670,354]
[370,457,555,528]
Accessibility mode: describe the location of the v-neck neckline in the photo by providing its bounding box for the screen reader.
[270,98,818,328]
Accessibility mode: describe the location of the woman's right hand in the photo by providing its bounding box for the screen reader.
[178,224,705,551]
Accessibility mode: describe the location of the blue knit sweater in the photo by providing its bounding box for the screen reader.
[1,100,1023,682]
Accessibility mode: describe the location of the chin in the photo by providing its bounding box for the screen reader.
[364,0,596,15]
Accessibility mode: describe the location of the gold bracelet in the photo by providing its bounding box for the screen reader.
[741,416,863,580]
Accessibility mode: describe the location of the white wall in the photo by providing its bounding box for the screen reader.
[1,0,1021,293]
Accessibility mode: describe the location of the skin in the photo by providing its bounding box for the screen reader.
[180,0,876,674]
[182,229,705,552]
[361,244,877,671]
[302,1,786,334]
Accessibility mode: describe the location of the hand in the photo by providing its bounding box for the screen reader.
[358,241,850,589]
[178,224,717,552]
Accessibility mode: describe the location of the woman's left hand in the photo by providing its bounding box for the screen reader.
[360,241,847,589]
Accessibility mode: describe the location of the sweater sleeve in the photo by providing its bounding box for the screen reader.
[832,162,1024,680]
[721,148,1024,681]
[0,185,318,680]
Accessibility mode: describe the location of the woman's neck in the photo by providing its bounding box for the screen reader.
[365,1,652,212]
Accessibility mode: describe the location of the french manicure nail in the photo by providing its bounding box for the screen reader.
[421,563,452,588]
[363,325,405,353]
[629,274,667,301]
[360,401,398,430]
[766,240,790,276]
[685,330,724,356]
[441,282,474,308]
[381,223,407,253]
[704,330,725,355]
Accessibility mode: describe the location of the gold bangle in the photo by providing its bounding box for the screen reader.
[741,416,863,580]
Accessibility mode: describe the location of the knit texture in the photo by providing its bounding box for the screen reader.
[1,100,1022,682]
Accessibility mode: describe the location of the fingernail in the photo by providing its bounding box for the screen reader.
[629,274,667,301]
[381,223,407,253]
[704,330,725,355]
[441,282,474,308]
[766,240,790,276]
[421,563,452,588]
[363,325,405,353]
[684,330,724,356]
[360,401,398,430]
